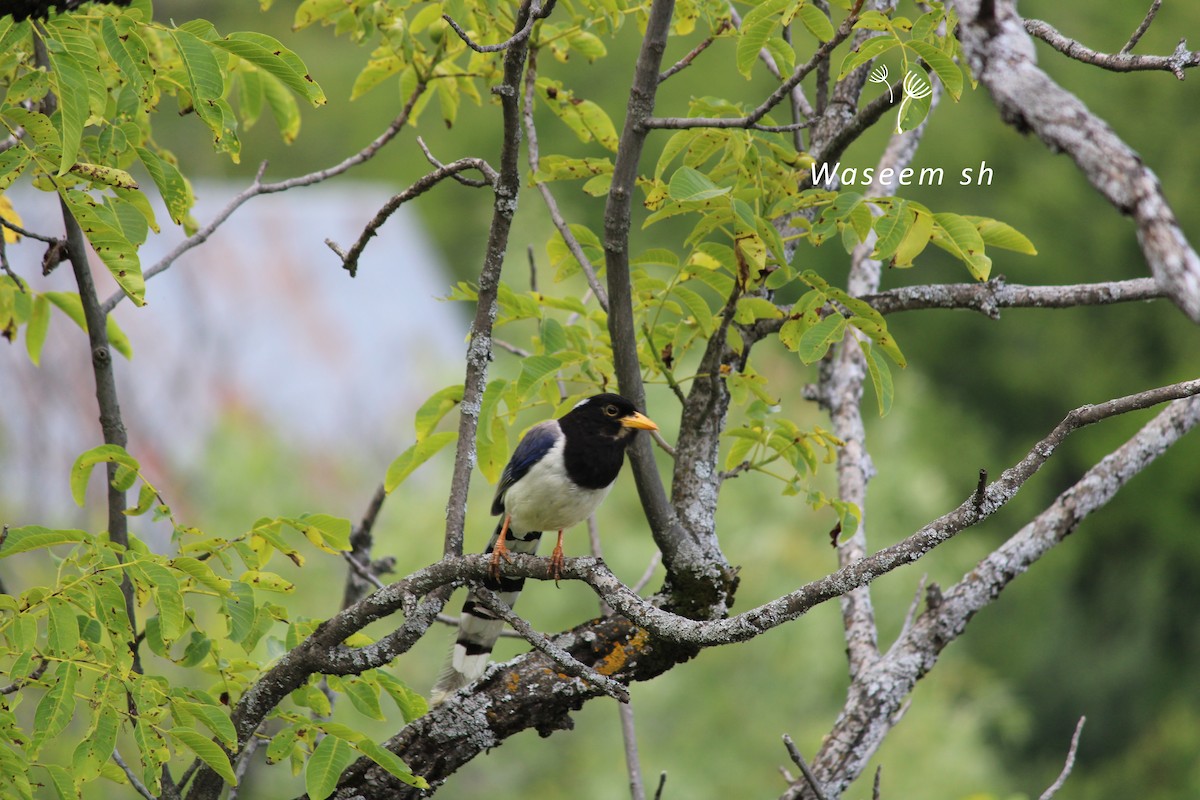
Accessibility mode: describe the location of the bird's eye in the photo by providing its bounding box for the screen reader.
[603,404,619,417]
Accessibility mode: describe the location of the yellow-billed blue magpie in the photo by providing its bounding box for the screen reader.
[431,393,657,704]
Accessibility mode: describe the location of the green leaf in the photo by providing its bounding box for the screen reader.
[102,17,148,96]
[42,19,94,176]
[861,341,894,416]
[967,216,1037,255]
[797,313,847,364]
[46,596,80,656]
[516,354,563,397]
[69,444,140,507]
[414,384,463,441]
[670,285,714,336]
[667,166,730,203]
[40,764,76,800]
[341,676,385,721]
[62,191,144,306]
[384,431,457,492]
[736,0,790,77]
[907,40,963,100]
[374,671,428,723]
[169,728,237,786]
[306,734,356,800]
[575,99,618,152]
[211,32,326,106]
[838,35,899,79]
[223,580,256,644]
[290,513,351,552]
[136,147,194,226]
[355,739,429,789]
[32,663,77,755]
[892,207,934,266]
[171,30,238,155]
[180,701,237,748]
[798,3,835,42]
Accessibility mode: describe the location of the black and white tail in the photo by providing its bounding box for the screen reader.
[429,522,541,705]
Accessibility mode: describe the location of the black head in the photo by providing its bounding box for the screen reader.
[557,394,658,489]
[560,393,657,441]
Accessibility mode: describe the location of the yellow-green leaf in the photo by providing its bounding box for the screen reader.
[384,431,457,492]
[169,728,237,786]
[306,734,355,800]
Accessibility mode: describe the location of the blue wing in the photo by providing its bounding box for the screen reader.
[491,420,561,515]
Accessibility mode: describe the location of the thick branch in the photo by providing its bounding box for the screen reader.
[952,0,1200,323]
[801,393,1200,797]
[1024,18,1198,79]
[862,276,1166,317]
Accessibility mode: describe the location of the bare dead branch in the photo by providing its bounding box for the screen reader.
[327,157,499,276]
[1025,18,1199,79]
[862,277,1166,317]
[1039,717,1086,800]
[782,735,828,800]
[954,0,1200,322]
[806,395,1200,797]
[658,20,730,82]
[417,136,490,188]
[1124,0,1164,53]
[619,701,647,800]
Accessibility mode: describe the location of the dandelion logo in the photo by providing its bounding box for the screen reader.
[868,64,892,102]
[894,69,933,133]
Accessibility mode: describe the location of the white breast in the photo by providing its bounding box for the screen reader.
[501,438,613,533]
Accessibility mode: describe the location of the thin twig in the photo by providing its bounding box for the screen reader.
[783,735,829,800]
[1038,717,1086,800]
[494,338,533,357]
[630,550,662,595]
[872,765,882,800]
[1121,0,1163,53]
[327,157,499,276]
[472,587,630,702]
[1025,18,1199,79]
[653,773,667,800]
[0,215,62,244]
[342,483,389,609]
[113,750,157,800]
[442,0,556,54]
[658,20,730,82]
[417,136,490,187]
[619,701,647,800]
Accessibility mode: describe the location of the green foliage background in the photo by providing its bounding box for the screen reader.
[2,0,1198,797]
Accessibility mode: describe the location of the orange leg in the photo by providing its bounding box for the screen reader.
[489,516,514,582]
[549,530,565,586]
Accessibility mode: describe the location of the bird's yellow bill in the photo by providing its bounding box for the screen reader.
[621,411,659,431]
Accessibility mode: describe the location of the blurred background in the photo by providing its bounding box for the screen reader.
[2,1,1198,798]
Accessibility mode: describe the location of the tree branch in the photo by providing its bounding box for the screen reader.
[441,0,555,54]
[1024,18,1198,79]
[1038,717,1086,800]
[327,157,499,276]
[953,0,1200,323]
[1122,0,1162,54]
[802,393,1200,797]
[862,276,1167,317]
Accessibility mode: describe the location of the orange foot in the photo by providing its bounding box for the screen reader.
[489,517,514,582]
[549,530,565,586]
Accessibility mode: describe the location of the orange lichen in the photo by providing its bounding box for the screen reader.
[595,628,649,676]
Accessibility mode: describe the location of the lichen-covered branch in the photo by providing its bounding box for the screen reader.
[1024,18,1199,79]
[952,0,1200,323]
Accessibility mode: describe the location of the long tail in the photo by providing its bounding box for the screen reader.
[429,521,542,705]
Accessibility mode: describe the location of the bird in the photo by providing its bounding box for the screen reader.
[430,392,658,705]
